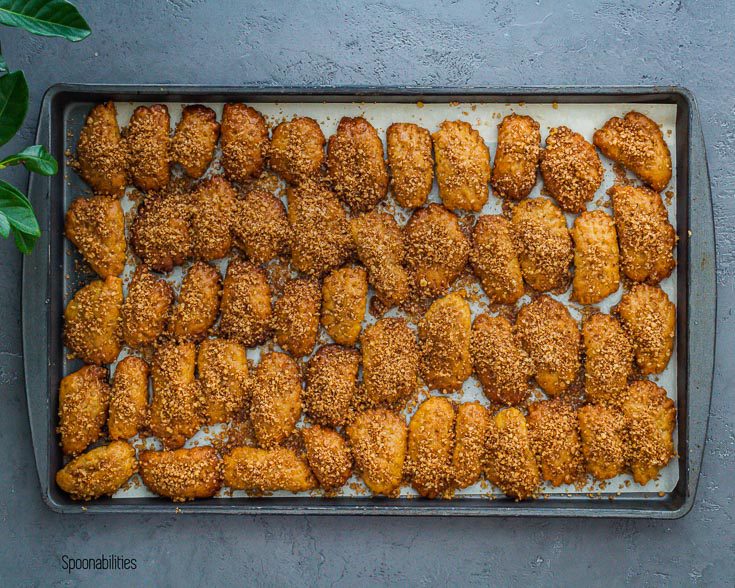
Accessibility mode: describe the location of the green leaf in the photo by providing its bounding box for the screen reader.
[0,54,7,74]
[0,144,57,175]
[0,211,9,238]
[0,71,28,146]
[0,0,90,41]
[0,178,40,252]
[0,179,40,237]
[13,228,37,253]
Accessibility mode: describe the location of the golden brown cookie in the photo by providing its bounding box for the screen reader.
[108,356,149,440]
[485,408,540,500]
[130,187,192,272]
[63,276,123,365]
[432,120,490,212]
[610,185,676,285]
[149,340,205,449]
[570,210,620,304]
[249,352,302,448]
[616,284,676,375]
[221,103,269,184]
[197,338,249,425]
[171,104,220,178]
[408,396,455,498]
[140,447,222,501]
[56,441,137,500]
[304,345,359,427]
[223,446,317,493]
[515,295,580,396]
[594,111,672,192]
[125,104,171,192]
[58,365,110,455]
[347,408,407,497]
[76,102,127,196]
[168,262,222,342]
[302,426,352,491]
[327,116,388,212]
[582,313,633,407]
[273,278,321,357]
[121,265,174,348]
[540,126,603,213]
[287,180,353,277]
[190,176,236,261]
[232,189,290,264]
[471,313,534,406]
[361,317,419,407]
[219,258,272,348]
[65,195,126,278]
[387,122,433,208]
[404,203,470,298]
[270,116,325,184]
[491,113,541,200]
[511,197,572,293]
[350,211,410,308]
[527,400,585,487]
[321,266,367,347]
[452,401,490,490]
[622,380,676,485]
[419,291,472,393]
[470,215,524,305]
[577,404,626,480]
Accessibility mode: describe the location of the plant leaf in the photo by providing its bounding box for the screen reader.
[0,211,9,238]
[0,0,90,41]
[13,228,37,253]
[0,144,57,175]
[0,178,40,252]
[0,41,7,74]
[0,179,40,237]
[0,71,28,146]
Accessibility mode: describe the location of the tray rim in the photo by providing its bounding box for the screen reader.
[22,84,716,518]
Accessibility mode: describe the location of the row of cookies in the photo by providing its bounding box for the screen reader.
[61,251,675,425]
[56,378,675,502]
[72,103,676,295]
[56,274,675,499]
[75,101,672,213]
[65,177,674,348]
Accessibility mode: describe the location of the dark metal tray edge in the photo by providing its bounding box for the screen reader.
[21,84,716,518]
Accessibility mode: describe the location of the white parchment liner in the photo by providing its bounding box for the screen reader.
[93,100,678,499]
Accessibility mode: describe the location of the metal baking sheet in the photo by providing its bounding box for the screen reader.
[22,86,715,517]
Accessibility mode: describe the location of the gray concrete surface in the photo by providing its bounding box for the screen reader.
[0,1,733,586]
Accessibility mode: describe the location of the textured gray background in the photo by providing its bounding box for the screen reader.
[0,1,733,586]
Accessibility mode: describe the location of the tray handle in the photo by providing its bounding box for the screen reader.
[683,89,716,515]
[22,97,53,503]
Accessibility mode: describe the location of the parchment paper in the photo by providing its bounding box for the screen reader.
[97,100,678,499]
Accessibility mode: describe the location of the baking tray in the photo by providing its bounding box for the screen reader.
[22,85,715,517]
